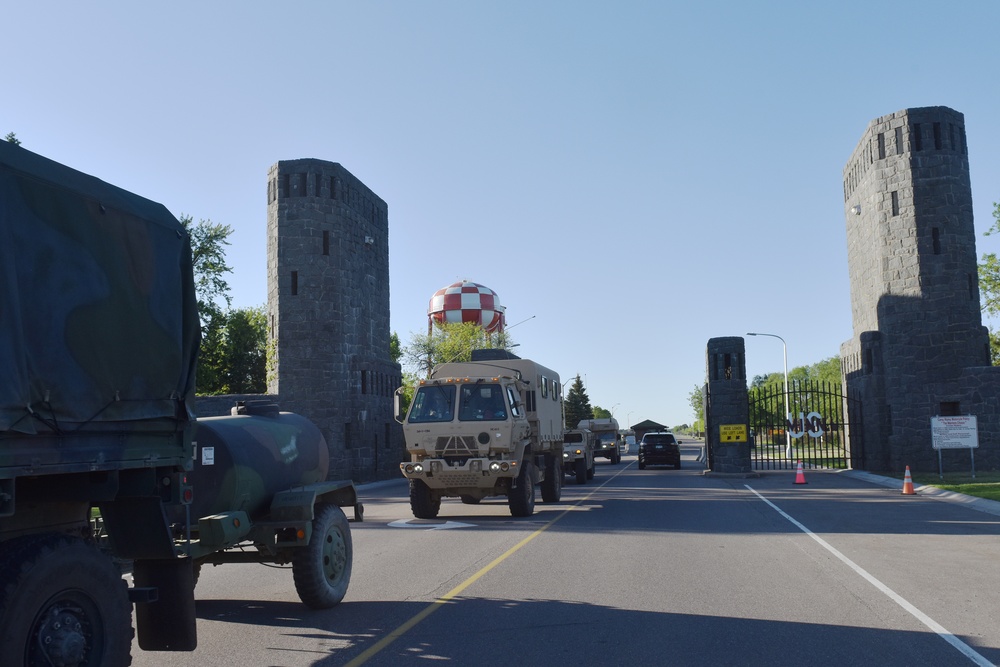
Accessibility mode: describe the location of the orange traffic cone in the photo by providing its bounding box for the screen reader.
[794,460,807,485]
[902,466,915,495]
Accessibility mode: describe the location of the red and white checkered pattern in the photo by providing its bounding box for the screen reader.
[428,280,506,332]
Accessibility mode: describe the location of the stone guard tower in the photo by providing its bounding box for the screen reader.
[266,159,402,481]
[704,337,752,475]
[841,107,999,472]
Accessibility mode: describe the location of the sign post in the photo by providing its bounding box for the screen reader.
[930,416,978,479]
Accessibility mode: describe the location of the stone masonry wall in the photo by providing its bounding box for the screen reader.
[266,159,403,483]
[841,107,995,472]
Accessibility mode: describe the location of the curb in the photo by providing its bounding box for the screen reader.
[841,469,1000,517]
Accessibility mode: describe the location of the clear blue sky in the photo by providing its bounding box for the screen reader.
[6,2,999,428]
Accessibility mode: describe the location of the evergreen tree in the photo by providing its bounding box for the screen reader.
[563,375,593,429]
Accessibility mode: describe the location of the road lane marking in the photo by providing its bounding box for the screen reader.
[345,464,633,666]
[387,519,476,530]
[746,484,994,667]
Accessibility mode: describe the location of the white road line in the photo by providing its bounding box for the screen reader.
[745,484,994,667]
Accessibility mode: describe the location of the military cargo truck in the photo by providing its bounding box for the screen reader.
[0,142,360,666]
[394,350,564,518]
[561,428,595,484]
[579,417,622,463]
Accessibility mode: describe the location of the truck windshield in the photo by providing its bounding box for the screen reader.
[596,433,616,445]
[458,384,508,421]
[408,385,456,423]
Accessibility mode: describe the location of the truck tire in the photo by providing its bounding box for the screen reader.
[409,479,441,519]
[0,534,134,667]
[575,457,587,484]
[587,458,595,480]
[540,455,562,502]
[611,448,621,465]
[292,504,353,609]
[460,495,481,505]
[508,460,536,517]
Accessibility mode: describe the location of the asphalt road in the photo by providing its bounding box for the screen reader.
[131,442,1000,666]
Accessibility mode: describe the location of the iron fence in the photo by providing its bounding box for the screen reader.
[748,380,862,470]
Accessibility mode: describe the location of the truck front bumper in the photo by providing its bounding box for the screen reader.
[400,458,517,489]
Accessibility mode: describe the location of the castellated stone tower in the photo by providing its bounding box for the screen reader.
[841,107,998,472]
[266,158,402,482]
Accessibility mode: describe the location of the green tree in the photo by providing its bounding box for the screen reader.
[222,306,267,393]
[592,405,611,419]
[977,201,1000,364]
[180,214,235,394]
[181,214,233,320]
[401,321,515,378]
[688,384,704,423]
[5,132,21,145]
[389,332,402,364]
[563,375,593,428]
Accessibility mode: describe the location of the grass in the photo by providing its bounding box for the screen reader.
[910,471,1000,502]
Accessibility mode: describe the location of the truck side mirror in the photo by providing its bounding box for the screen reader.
[393,388,406,424]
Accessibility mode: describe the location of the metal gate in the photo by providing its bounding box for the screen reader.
[748,380,863,470]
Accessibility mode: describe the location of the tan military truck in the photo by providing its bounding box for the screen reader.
[562,428,596,484]
[395,350,564,518]
[579,417,622,464]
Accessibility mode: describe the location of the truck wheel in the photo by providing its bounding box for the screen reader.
[292,504,353,610]
[460,495,481,505]
[508,460,536,517]
[540,455,562,503]
[587,458,595,480]
[611,448,621,465]
[638,459,646,470]
[409,479,441,519]
[0,534,133,667]
[575,458,587,484]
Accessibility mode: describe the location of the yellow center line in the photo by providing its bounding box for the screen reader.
[345,462,632,666]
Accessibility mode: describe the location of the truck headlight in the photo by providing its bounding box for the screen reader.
[489,461,501,472]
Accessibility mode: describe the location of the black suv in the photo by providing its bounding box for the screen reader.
[638,432,681,470]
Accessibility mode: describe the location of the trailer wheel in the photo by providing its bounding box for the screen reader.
[410,480,441,519]
[575,458,587,484]
[508,459,536,517]
[292,504,353,610]
[0,534,133,667]
[540,455,562,503]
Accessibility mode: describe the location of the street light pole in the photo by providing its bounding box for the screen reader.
[746,332,791,458]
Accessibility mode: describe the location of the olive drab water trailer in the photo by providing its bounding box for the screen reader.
[395,350,565,518]
[0,142,360,666]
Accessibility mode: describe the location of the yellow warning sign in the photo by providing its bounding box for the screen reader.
[719,424,747,442]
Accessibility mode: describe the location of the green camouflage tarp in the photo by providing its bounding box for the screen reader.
[0,141,200,435]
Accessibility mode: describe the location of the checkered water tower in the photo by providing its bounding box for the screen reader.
[427,280,507,335]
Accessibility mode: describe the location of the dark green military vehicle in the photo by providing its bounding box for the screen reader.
[0,142,361,666]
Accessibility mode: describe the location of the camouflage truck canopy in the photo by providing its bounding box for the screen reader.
[0,142,200,434]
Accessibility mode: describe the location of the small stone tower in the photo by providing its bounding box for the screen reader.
[704,337,751,475]
[266,158,402,481]
[840,107,995,471]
